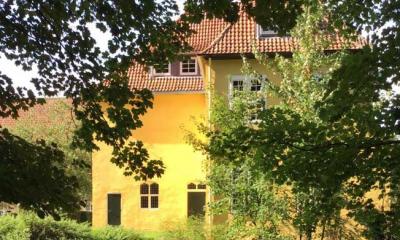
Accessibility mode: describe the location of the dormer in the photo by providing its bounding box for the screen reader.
[151,62,171,76]
[150,58,200,77]
[256,24,278,38]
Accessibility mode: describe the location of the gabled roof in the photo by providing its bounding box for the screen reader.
[128,10,367,93]
[190,10,365,55]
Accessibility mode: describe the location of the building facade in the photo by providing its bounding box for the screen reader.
[91,10,365,231]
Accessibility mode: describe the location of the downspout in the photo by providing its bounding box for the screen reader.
[208,57,212,226]
[208,57,212,127]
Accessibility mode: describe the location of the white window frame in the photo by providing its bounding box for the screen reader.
[229,75,267,123]
[151,63,171,76]
[257,25,277,38]
[229,75,265,97]
[180,58,197,75]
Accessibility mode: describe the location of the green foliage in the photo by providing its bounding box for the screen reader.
[188,95,293,239]
[7,100,91,210]
[0,127,81,218]
[92,227,144,240]
[189,2,400,239]
[0,212,147,240]
[1,0,182,216]
[162,217,228,240]
[183,0,302,35]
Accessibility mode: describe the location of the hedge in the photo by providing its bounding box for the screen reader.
[0,212,147,240]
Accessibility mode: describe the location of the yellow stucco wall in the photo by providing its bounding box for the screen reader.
[92,93,209,231]
[209,58,281,106]
[92,57,285,231]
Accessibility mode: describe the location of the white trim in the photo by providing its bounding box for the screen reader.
[180,58,198,75]
[152,91,205,95]
[151,63,171,76]
[229,75,246,99]
[256,24,277,38]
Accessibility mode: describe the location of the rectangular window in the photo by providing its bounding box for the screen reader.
[229,75,266,123]
[141,196,149,208]
[152,63,170,75]
[250,79,262,92]
[230,75,264,97]
[140,183,159,209]
[257,25,277,38]
[151,196,159,208]
[180,58,197,75]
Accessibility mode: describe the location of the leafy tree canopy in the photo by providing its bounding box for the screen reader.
[4,100,91,217]
[1,0,399,224]
[187,1,400,239]
[0,0,190,215]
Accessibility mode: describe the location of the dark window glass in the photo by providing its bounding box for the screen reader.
[251,79,262,92]
[258,26,277,37]
[140,184,149,194]
[232,80,243,91]
[150,183,159,194]
[181,59,196,74]
[197,184,206,189]
[141,196,149,208]
[151,196,159,208]
[153,63,169,74]
[187,183,196,189]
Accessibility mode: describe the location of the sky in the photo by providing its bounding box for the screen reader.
[0,0,185,94]
[0,1,398,95]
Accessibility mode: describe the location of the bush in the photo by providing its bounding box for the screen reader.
[0,212,147,240]
[161,217,228,240]
[92,227,144,240]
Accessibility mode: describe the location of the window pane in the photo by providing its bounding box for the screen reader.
[150,183,159,194]
[154,63,169,73]
[151,196,159,208]
[232,80,243,91]
[251,79,262,92]
[197,184,206,189]
[140,184,149,194]
[187,183,196,189]
[141,196,149,208]
[181,59,196,73]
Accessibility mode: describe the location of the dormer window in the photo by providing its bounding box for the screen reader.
[257,25,277,38]
[152,62,170,75]
[180,58,197,75]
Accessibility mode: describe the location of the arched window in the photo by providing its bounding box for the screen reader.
[140,183,159,209]
[187,183,196,189]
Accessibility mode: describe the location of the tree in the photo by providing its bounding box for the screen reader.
[0,0,189,215]
[190,2,399,239]
[0,128,80,219]
[7,100,91,207]
[188,94,292,240]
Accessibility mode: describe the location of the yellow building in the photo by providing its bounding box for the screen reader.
[91,10,365,232]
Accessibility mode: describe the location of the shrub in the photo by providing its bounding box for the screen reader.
[0,212,147,240]
[161,217,229,240]
[0,214,29,240]
[92,226,144,240]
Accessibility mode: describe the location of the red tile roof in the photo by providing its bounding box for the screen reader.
[194,10,366,55]
[127,63,204,92]
[0,98,72,128]
[128,10,366,93]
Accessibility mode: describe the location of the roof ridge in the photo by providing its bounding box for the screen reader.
[199,22,233,54]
